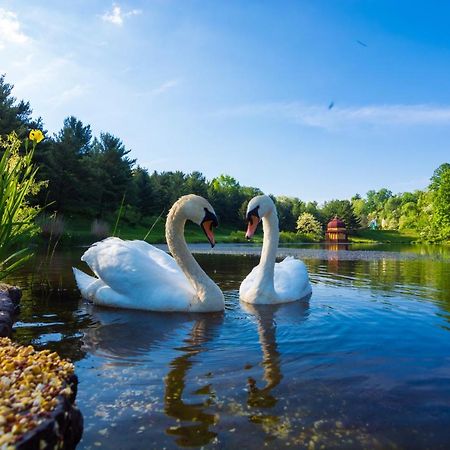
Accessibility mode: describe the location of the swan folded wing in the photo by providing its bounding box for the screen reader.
[121,239,181,273]
[81,238,194,298]
[239,265,261,298]
[274,257,312,301]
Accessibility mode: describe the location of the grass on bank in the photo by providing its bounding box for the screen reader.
[34,215,424,246]
[348,229,419,244]
[36,216,257,245]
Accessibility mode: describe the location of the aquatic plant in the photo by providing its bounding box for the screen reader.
[39,213,65,239]
[0,131,46,279]
[91,218,110,239]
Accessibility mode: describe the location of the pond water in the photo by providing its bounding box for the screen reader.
[6,244,450,449]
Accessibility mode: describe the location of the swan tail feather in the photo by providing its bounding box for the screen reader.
[73,267,103,300]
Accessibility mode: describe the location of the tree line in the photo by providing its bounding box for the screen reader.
[1,74,449,241]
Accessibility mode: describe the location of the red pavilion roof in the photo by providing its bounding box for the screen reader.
[327,217,347,230]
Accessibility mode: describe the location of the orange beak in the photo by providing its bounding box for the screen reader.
[201,220,216,247]
[245,216,260,239]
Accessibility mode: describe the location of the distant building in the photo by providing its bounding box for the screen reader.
[326,216,348,242]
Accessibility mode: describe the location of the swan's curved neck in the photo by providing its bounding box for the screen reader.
[258,208,279,292]
[165,205,223,311]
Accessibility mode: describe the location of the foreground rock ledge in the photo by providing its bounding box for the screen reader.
[0,283,21,338]
[0,338,83,449]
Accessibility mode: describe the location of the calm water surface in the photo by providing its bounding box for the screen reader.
[6,244,450,449]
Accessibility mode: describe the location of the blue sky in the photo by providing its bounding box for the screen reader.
[1,1,449,202]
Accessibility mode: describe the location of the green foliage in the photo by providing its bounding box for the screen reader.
[321,199,360,230]
[428,163,450,241]
[275,196,305,232]
[365,188,393,215]
[349,229,418,244]
[208,174,262,226]
[40,118,136,218]
[226,230,248,243]
[0,133,45,279]
[133,166,155,217]
[88,132,136,216]
[279,231,316,243]
[429,163,450,191]
[42,116,93,214]
[0,75,43,138]
[351,197,368,227]
[296,212,323,241]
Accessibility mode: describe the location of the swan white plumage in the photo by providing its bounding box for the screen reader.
[239,195,312,304]
[73,195,224,312]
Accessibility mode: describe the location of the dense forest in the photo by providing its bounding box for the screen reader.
[1,74,449,242]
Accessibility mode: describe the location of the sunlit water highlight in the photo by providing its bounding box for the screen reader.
[6,244,450,449]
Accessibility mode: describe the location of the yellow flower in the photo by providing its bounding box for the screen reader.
[29,129,44,143]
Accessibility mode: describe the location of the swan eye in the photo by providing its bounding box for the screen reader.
[202,208,218,227]
[246,205,260,224]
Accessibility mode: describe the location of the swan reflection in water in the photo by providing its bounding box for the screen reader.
[163,318,222,446]
[241,296,310,424]
[81,296,310,446]
[82,305,223,447]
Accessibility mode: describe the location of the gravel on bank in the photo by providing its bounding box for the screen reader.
[153,243,449,261]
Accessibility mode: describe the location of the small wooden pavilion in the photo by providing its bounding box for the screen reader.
[325,216,348,242]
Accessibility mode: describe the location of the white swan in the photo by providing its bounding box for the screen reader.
[73,195,224,312]
[239,195,312,304]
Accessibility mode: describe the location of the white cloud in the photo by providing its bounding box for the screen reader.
[101,4,141,27]
[217,102,450,129]
[16,56,72,90]
[150,79,180,95]
[0,8,31,48]
[50,83,89,107]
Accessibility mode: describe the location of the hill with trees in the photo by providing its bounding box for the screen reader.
[1,74,449,243]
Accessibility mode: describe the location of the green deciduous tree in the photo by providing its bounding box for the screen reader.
[320,199,360,230]
[351,196,368,227]
[275,196,305,232]
[429,163,450,241]
[208,174,246,226]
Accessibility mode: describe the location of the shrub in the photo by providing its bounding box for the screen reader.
[279,231,298,243]
[227,230,247,242]
[279,231,317,243]
[296,212,323,241]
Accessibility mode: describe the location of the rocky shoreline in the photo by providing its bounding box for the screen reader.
[0,284,83,449]
[0,283,21,338]
[14,374,83,450]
